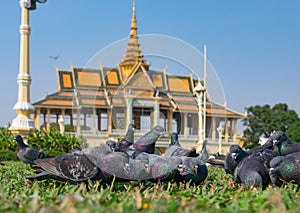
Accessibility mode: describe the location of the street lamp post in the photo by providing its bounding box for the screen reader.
[193,81,206,142]
[10,0,47,137]
[217,123,224,154]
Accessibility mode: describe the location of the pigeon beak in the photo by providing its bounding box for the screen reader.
[194,165,199,174]
[145,164,150,173]
[124,163,130,172]
[232,153,237,159]
[273,140,279,145]
[178,165,184,174]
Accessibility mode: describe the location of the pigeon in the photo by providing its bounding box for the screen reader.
[117,123,136,152]
[233,149,274,190]
[175,156,208,186]
[271,131,300,156]
[164,132,196,158]
[96,152,130,182]
[72,140,116,156]
[125,158,152,181]
[269,152,300,186]
[198,139,209,163]
[150,156,182,183]
[247,136,274,155]
[28,154,100,183]
[14,135,52,167]
[133,125,165,154]
[224,145,249,175]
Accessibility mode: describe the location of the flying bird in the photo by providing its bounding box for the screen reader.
[49,54,60,60]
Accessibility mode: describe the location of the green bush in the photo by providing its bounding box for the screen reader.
[0,127,84,155]
[27,127,84,153]
[0,127,15,151]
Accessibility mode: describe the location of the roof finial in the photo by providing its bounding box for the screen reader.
[133,0,136,18]
[130,0,137,36]
[119,0,148,77]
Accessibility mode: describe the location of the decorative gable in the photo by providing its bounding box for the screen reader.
[167,75,193,93]
[58,70,74,91]
[102,67,122,87]
[73,67,103,89]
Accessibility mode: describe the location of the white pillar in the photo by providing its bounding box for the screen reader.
[233,119,237,141]
[10,3,35,135]
[183,113,188,137]
[197,94,203,141]
[224,117,228,141]
[167,110,173,133]
[211,117,216,141]
[153,98,160,127]
[93,107,97,134]
[126,97,133,128]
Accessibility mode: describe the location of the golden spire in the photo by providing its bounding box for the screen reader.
[119,0,148,78]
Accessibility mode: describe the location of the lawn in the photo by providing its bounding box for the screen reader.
[0,153,300,213]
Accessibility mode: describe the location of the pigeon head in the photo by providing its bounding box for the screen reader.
[170,132,179,146]
[229,145,248,163]
[128,123,136,131]
[271,131,288,146]
[269,156,285,170]
[14,135,27,149]
[106,140,117,152]
[153,125,165,135]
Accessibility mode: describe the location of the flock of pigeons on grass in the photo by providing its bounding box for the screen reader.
[12,124,209,186]
[2,123,300,190]
[224,130,300,189]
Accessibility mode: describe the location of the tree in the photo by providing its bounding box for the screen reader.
[286,120,300,142]
[242,103,300,148]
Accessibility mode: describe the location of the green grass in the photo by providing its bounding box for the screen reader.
[0,160,300,213]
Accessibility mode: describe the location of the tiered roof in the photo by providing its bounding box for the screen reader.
[33,65,244,118]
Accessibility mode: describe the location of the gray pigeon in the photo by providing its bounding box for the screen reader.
[125,158,152,181]
[247,136,274,155]
[164,132,194,157]
[72,140,116,156]
[133,125,165,154]
[117,123,136,152]
[96,152,130,182]
[233,149,274,189]
[198,139,209,163]
[175,156,208,186]
[271,130,300,156]
[28,154,100,183]
[269,152,300,186]
[150,156,182,183]
[14,135,52,167]
[224,145,249,175]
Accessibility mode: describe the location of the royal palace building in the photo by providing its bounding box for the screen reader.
[32,3,245,154]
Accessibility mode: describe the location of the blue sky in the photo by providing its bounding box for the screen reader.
[0,0,299,128]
